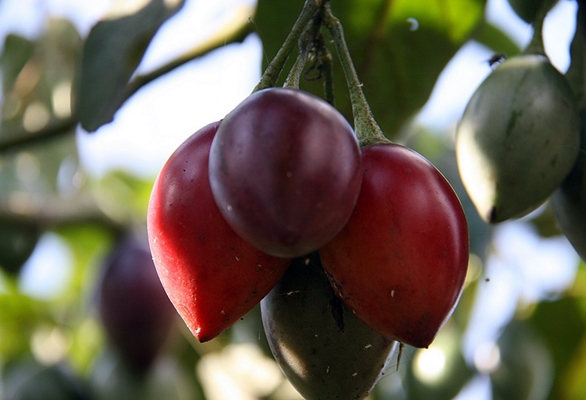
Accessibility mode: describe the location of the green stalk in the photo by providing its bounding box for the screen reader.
[317,36,335,105]
[566,0,586,108]
[284,13,322,89]
[254,0,323,91]
[523,0,550,55]
[323,3,389,146]
[283,49,309,89]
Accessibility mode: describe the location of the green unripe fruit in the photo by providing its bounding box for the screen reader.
[261,253,397,400]
[551,113,586,260]
[456,54,579,223]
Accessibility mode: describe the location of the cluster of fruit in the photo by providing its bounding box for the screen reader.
[147,86,469,398]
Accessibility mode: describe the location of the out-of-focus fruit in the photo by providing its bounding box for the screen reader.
[208,88,363,258]
[97,234,177,373]
[147,122,291,342]
[551,113,586,260]
[261,252,397,400]
[456,54,579,223]
[320,143,469,348]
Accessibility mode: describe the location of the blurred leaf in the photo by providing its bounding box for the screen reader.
[92,169,154,225]
[528,296,586,400]
[3,358,92,400]
[0,20,81,222]
[77,0,185,132]
[53,223,113,305]
[338,0,486,137]
[0,216,42,275]
[0,287,52,364]
[1,19,80,138]
[49,224,114,373]
[527,203,563,238]
[491,320,553,400]
[256,0,486,138]
[68,317,106,376]
[91,350,199,400]
[558,331,586,400]
[0,34,35,91]
[404,322,474,400]
[472,21,522,58]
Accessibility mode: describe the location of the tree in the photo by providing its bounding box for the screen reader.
[0,0,584,399]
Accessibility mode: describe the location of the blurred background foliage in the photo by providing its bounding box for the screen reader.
[0,0,584,399]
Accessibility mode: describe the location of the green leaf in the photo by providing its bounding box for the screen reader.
[403,322,475,400]
[0,287,52,364]
[91,169,154,225]
[77,0,185,132]
[472,21,522,58]
[1,20,81,138]
[491,320,553,400]
[0,34,35,91]
[334,0,486,138]
[528,295,586,399]
[0,216,42,275]
[255,0,486,138]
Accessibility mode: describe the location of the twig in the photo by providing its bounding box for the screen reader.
[0,14,252,153]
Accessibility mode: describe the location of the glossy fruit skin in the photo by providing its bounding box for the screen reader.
[208,87,363,258]
[261,252,397,400]
[551,113,586,260]
[98,234,177,373]
[320,143,469,348]
[147,122,291,342]
[456,54,580,223]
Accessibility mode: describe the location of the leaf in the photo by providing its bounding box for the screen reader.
[0,34,35,91]
[77,0,185,132]
[92,169,154,224]
[490,320,553,400]
[528,295,586,399]
[403,322,475,400]
[472,21,522,58]
[0,287,52,364]
[255,0,486,138]
[1,20,81,137]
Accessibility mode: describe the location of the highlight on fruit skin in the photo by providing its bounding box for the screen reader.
[456,53,580,223]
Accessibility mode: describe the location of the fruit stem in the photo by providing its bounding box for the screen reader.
[284,14,322,89]
[283,44,310,89]
[319,37,335,106]
[566,1,586,108]
[323,3,390,147]
[523,0,548,55]
[254,0,322,91]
